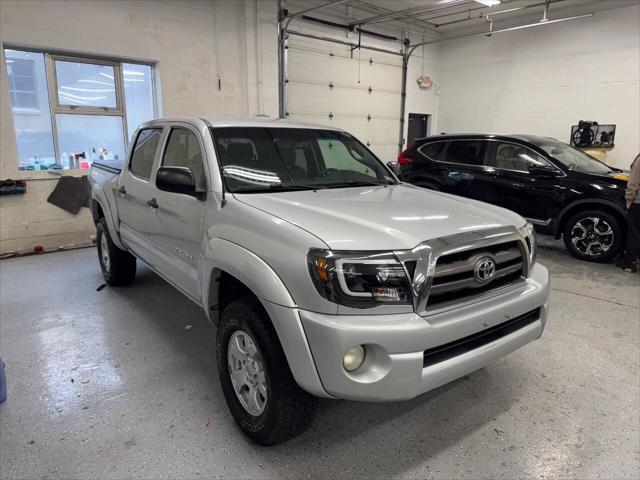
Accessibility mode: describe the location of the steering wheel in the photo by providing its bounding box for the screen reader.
[316,168,339,178]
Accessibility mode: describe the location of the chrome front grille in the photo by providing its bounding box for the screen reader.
[427,241,525,309]
[394,226,533,316]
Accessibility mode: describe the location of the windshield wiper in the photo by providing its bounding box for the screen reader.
[232,184,323,193]
[323,180,394,189]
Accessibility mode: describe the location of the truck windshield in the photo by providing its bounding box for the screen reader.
[210,127,396,193]
[530,138,613,175]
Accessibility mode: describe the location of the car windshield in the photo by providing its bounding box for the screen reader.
[530,138,613,174]
[210,127,396,193]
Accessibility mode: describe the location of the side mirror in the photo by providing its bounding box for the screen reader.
[387,161,400,175]
[528,165,560,177]
[156,166,196,195]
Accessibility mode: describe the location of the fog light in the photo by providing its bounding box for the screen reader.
[343,345,366,372]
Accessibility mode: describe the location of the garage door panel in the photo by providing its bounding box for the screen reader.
[291,114,398,160]
[288,47,402,92]
[286,32,402,160]
[287,83,400,117]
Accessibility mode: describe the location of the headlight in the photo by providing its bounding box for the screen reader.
[519,222,537,268]
[308,249,412,308]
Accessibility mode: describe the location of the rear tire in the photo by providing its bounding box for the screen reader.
[96,218,136,285]
[216,298,317,446]
[562,209,623,262]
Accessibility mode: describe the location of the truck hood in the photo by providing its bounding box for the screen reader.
[234,184,525,250]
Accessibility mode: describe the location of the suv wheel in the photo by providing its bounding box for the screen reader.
[216,298,317,445]
[562,209,623,262]
[96,218,137,285]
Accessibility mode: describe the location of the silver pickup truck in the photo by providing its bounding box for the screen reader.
[89,117,550,445]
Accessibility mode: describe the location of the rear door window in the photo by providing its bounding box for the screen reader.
[129,128,162,180]
[444,140,485,166]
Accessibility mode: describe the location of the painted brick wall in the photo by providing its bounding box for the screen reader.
[437,5,640,169]
[0,0,278,253]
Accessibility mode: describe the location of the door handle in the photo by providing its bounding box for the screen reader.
[484,168,497,176]
[147,198,158,209]
[118,186,127,196]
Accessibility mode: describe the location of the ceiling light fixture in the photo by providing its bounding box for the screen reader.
[475,0,501,6]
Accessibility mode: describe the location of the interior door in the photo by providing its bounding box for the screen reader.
[483,141,561,223]
[439,139,492,201]
[407,114,430,145]
[116,127,163,261]
[145,125,208,301]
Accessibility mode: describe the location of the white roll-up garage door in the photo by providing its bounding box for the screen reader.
[286,33,403,163]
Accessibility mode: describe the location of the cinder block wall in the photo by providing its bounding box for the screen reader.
[0,0,278,253]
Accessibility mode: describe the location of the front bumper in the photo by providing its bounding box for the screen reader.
[297,263,550,401]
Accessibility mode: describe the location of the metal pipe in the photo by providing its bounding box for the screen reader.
[398,54,409,153]
[286,29,404,56]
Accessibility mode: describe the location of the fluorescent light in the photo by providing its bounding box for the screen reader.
[475,0,501,5]
[79,79,114,86]
[61,86,114,92]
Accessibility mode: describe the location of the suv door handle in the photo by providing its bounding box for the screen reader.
[118,186,127,195]
[147,198,158,209]
[484,168,497,176]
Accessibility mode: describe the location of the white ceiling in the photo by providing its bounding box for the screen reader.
[285,0,639,40]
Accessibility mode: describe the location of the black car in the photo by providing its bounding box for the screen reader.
[398,134,629,262]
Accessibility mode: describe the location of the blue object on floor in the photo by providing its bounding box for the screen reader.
[0,358,6,404]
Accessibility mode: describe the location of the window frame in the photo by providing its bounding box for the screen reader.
[441,139,488,168]
[484,140,566,176]
[158,124,209,197]
[128,127,164,181]
[416,140,448,162]
[3,44,157,174]
[6,56,39,112]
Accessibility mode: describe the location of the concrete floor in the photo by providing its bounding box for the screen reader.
[1,239,638,479]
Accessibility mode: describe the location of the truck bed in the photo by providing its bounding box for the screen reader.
[92,159,123,174]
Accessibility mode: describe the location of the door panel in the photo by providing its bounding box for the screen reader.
[146,126,208,301]
[439,140,492,201]
[116,128,163,261]
[484,141,560,221]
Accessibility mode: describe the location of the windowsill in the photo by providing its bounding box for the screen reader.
[16,169,89,180]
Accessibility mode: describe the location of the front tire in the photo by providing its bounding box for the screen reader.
[216,298,317,446]
[562,209,623,262]
[96,218,136,285]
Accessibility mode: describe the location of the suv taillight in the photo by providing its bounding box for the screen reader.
[397,144,414,166]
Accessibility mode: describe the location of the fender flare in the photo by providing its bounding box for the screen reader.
[91,186,126,250]
[201,238,296,320]
[554,198,626,237]
[201,238,330,398]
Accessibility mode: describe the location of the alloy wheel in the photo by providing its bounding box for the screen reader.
[227,330,268,416]
[570,216,614,257]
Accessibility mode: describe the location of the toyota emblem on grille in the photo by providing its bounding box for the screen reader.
[474,256,496,283]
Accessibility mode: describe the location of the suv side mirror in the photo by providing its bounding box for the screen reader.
[528,165,560,177]
[156,166,196,195]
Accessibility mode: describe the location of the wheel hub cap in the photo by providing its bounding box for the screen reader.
[100,234,111,273]
[570,217,614,257]
[227,330,267,416]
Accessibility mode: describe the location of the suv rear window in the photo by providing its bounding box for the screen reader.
[444,140,485,166]
[418,141,446,160]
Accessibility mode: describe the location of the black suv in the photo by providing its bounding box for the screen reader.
[398,134,629,262]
